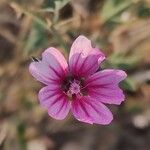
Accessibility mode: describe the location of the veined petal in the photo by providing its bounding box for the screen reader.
[71,96,113,125]
[38,85,70,120]
[29,61,59,85]
[69,35,92,59]
[85,69,127,105]
[29,47,68,85]
[69,35,105,77]
[42,47,68,75]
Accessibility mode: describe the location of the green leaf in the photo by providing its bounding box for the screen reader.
[108,54,139,70]
[101,0,133,23]
[42,0,56,8]
[137,1,150,18]
[25,22,48,54]
[17,121,26,150]
[55,0,69,9]
[120,78,136,92]
[42,0,69,9]
[42,0,70,23]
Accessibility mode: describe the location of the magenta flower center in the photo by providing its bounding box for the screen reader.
[61,76,87,100]
[69,80,81,95]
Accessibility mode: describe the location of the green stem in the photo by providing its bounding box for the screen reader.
[19,4,68,51]
[51,26,68,51]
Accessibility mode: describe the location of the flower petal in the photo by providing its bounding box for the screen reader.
[29,47,68,85]
[42,47,68,75]
[71,96,113,125]
[38,85,70,120]
[69,35,105,77]
[85,69,127,105]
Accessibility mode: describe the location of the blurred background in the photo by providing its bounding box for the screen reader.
[0,0,150,150]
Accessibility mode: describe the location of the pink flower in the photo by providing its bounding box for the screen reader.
[29,35,127,125]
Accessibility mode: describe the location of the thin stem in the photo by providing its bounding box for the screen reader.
[14,3,68,51]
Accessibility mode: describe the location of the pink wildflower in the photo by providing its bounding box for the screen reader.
[29,35,127,125]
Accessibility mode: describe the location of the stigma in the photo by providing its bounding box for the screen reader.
[69,80,81,95]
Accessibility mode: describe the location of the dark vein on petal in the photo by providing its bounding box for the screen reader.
[79,100,90,118]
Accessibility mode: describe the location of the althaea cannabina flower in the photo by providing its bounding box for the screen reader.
[29,35,127,125]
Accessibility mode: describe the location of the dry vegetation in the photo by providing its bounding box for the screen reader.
[0,0,150,150]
